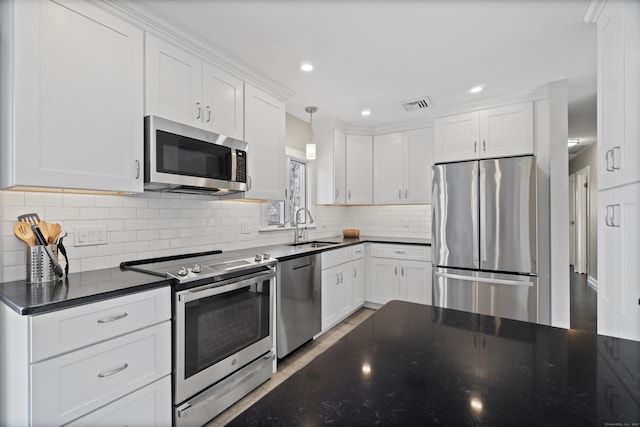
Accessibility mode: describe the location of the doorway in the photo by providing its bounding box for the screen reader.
[568,164,597,332]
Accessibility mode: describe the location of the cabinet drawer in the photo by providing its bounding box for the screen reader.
[370,244,430,261]
[65,375,171,427]
[322,247,351,269]
[351,244,365,260]
[30,286,170,362]
[31,321,171,426]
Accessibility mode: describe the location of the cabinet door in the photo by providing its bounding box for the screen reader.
[201,62,244,139]
[479,102,533,158]
[145,34,202,127]
[618,184,640,341]
[369,258,400,305]
[401,260,430,305]
[321,263,351,330]
[243,84,285,201]
[598,189,619,337]
[351,258,366,309]
[433,112,479,163]
[373,133,404,204]
[403,128,433,204]
[10,0,144,192]
[334,130,347,204]
[346,134,373,204]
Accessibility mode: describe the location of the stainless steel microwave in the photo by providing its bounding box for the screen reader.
[144,116,247,195]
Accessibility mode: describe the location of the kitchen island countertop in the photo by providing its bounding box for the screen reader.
[229,301,640,426]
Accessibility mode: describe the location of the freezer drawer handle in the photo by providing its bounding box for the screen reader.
[435,271,534,287]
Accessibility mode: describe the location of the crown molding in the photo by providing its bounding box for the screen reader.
[100,0,294,102]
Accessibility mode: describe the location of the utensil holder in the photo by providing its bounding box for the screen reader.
[27,245,59,283]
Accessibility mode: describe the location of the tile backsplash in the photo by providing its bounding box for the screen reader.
[1,190,430,282]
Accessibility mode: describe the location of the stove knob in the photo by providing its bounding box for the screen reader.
[177,267,188,277]
[255,254,263,262]
[192,264,201,273]
[263,253,270,260]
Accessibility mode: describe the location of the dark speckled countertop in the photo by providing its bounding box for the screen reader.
[0,235,429,315]
[229,301,640,426]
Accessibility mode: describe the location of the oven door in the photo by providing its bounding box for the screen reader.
[174,268,275,404]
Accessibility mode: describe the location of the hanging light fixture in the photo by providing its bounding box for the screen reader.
[305,106,317,160]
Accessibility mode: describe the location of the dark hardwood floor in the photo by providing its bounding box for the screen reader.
[569,266,597,333]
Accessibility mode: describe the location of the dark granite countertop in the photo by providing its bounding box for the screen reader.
[0,268,172,315]
[0,236,429,315]
[230,301,640,426]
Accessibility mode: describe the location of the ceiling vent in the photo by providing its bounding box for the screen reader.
[402,97,432,112]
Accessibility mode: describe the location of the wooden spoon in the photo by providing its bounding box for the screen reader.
[47,223,62,244]
[38,220,50,244]
[14,222,36,246]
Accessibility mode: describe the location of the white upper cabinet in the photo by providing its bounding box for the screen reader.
[374,128,433,204]
[434,102,533,163]
[0,0,144,193]
[403,128,433,204]
[145,34,244,140]
[243,83,286,201]
[373,133,404,204]
[316,129,347,204]
[595,0,640,190]
[345,135,373,204]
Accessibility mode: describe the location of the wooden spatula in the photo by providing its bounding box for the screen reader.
[14,222,36,246]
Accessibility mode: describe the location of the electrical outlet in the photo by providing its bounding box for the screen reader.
[75,226,108,246]
[241,222,251,234]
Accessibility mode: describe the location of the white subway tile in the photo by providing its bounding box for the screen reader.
[25,192,63,207]
[2,191,25,206]
[63,194,96,207]
[80,207,110,220]
[95,195,124,208]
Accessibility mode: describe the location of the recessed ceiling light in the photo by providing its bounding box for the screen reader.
[470,85,485,94]
[568,138,580,147]
[361,109,371,116]
[300,61,313,72]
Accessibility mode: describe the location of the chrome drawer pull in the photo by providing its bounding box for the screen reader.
[97,312,128,324]
[97,363,128,378]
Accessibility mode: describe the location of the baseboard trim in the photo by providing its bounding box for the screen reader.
[587,276,598,292]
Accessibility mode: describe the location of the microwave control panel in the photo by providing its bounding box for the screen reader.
[236,150,247,183]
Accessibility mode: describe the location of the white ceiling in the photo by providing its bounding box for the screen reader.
[133,0,597,148]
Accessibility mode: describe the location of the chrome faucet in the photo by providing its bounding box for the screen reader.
[293,207,314,244]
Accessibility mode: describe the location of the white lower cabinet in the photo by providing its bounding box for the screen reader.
[321,245,366,331]
[368,244,432,306]
[0,287,172,426]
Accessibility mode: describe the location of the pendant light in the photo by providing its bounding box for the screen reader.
[305,106,317,160]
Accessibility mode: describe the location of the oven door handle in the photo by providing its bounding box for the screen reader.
[178,269,276,303]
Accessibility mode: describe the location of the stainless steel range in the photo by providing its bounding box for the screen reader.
[121,250,276,427]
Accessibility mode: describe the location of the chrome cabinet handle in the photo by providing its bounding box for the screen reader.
[395,266,398,276]
[405,189,408,199]
[97,312,128,324]
[336,274,340,285]
[135,160,140,179]
[398,189,402,199]
[205,106,212,123]
[353,267,357,278]
[335,189,339,199]
[611,204,621,227]
[483,140,486,153]
[605,150,614,172]
[605,206,612,226]
[401,266,405,277]
[348,190,351,200]
[195,102,202,120]
[474,141,477,153]
[612,146,621,170]
[98,363,128,378]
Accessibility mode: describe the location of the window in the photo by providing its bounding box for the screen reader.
[263,155,310,228]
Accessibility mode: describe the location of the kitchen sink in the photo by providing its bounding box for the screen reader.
[288,241,340,249]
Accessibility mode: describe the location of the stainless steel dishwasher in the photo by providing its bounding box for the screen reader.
[277,254,321,358]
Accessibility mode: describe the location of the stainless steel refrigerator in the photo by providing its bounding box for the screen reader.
[431,155,537,322]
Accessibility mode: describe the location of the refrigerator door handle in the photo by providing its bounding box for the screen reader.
[471,166,480,266]
[434,271,534,287]
[479,166,487,263]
